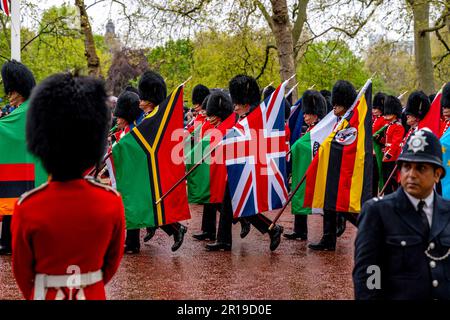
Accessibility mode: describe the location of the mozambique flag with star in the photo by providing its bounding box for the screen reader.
[0,101,47,215]
[112,85,190,229]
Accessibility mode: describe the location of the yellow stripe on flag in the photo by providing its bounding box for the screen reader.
[133,88,179,226]
[349,96,368,213]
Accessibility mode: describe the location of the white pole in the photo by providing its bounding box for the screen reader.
[11,0,21,61]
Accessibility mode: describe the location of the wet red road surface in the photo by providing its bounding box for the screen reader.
[0,204,356,300]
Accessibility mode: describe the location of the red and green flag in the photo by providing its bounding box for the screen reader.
[186,114,236,203]
[0,101,47,215]
[112,85,190,229]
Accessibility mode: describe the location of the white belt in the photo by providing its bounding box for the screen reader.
[34,270,103,300]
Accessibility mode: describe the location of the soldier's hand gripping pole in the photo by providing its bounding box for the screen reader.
[378,164,398,197]
[268,172,307,231]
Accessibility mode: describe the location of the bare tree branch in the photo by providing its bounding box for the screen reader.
[255,44,277,80]
[254,0,274,31]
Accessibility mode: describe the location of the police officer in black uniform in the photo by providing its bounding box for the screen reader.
[353,129,450,299]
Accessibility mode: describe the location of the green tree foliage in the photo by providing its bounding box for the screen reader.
[297,40,382,93]
[364,39,417,96]
[0,5,111,99]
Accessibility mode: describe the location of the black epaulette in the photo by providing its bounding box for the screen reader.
[17,183,49,205]
[85,177,120,196]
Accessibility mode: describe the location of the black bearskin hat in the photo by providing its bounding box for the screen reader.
[441,82,450,109]
[263,85,276,101]
[26,73,110,181]
[302,90,327,119]
[1,60,36,100]
[125,85,141,99]
[372,92,386,112]
[320,89,332,113]
[192,84,210,105]
[429,93,436,104]
[331,80,357,110]
[138,70,167,106]
[114,91,142,124]
[405,90,430,120]
[229,75,261,107]
[201,94,210,110]
[206,91,233,121]
[383,95,403,118]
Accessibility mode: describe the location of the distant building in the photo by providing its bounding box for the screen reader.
[105,19,121,53]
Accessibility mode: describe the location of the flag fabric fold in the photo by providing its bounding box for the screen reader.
[291,111,336,215]
[419,87,443,136]
[223,82,289,218]
[302,80,373,214]
[0,101,47,215]
[186,113,236,204]
[112,85,190,229]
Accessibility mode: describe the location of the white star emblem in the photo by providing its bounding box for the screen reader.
[408,130,428,153]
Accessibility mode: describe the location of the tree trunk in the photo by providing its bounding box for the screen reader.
[270,0,297,101]
[407,0,435,94]
[75,0,101,78]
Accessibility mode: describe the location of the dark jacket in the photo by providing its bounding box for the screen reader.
[353,188,450,300]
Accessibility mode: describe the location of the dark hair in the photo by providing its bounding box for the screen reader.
[27,73,110,181]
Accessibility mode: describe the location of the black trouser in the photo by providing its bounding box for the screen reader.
[126,223,183,249]
[0,215,11,249]
[201,203,218,234]
[241,214,272,234]
[323,209,337,242]
[372,154,379,197]
[293,214,308,236]
[217,187,233,244]
[382,161,398,195]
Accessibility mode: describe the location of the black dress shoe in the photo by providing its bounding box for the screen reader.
[336,213,347,237]
[240,220,251,239]
[283,232,307,240]
[308,234,336,251]
[124,246,140,254]
[143,227,156,242]
[0,245,11,255]
[205,242,231,251]
[269,225,284,251]
[192,232,216,241]
[171,225,187,252]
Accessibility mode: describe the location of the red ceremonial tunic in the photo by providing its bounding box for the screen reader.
[187,113,207,134]
[372,116,388,135]
[12,178,125,300]
[383,120,405,162]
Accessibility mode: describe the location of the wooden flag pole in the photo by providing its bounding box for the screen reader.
[269,172,307,231]
[155,141,223,205]
[87,151,112,177]
[377,164,398,197]
[285,82,299,98]
[308,84,316,90]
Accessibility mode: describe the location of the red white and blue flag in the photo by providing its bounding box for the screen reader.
[223,81,289,218]
[0,0,10,16]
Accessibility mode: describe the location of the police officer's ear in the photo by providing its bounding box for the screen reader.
[434,166,444,183]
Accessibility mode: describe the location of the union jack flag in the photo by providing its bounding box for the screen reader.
[0,0,10,16]
[223,81,289,218]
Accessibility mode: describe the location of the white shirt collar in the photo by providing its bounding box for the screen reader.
[404,189,434,210]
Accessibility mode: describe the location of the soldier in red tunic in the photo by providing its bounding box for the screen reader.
[12,72,125,300]
[380,95,405,195]
[439,82,450,137]
[371,92,387,197]
[402,91,431,147]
